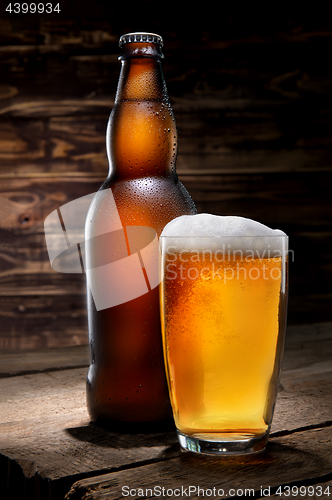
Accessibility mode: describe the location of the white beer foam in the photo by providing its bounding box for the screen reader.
[160,214,287,255]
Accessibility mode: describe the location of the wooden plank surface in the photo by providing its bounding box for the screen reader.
[1,11,331,500]
[0,323,331,499]
[1,321,331,374]
[1,113,332,175]
[0,367,178,500]
[0,171,331,350]
[0,344,89,377]
[65,428,332,500]
[1,5,331,349]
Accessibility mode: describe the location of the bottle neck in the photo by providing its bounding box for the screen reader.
[106,47,178,179]
[115,57,167,103]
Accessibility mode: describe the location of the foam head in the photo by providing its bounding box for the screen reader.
[160,214,287,256]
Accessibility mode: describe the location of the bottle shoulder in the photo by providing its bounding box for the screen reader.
[101,174,192,201]
[88,175,196,235]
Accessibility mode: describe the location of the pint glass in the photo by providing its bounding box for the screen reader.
[160,233,288,455]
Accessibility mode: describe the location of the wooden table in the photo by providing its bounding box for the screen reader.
[1,322,332,500]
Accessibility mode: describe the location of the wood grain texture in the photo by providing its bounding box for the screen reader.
[2,114,332,176]
[0,367,178,500]
[0,12,331,500]
[65,428,332,500]
[0,173,330,233]
[0,321,327,376]
[0,344,89,376]
[1,9,331,348]
[0,172,331,349]
[1,323,331,499]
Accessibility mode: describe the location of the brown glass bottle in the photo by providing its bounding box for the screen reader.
[85,32,196,425]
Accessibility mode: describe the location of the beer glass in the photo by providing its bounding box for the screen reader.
[160,234,288,455]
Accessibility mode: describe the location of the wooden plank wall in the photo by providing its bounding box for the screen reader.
[0,4,331,350]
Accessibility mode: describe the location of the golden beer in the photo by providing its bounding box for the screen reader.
[160,217,288,454]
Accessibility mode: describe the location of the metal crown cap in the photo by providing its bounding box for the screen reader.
[119,32,163,48]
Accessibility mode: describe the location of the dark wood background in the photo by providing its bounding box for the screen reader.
[0,1,331,350]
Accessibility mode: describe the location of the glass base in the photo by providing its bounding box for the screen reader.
[177,429,269,456]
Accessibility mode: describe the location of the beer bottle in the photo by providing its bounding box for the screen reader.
[85,32,196,425]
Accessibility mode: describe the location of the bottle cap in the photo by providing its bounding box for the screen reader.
[119,32,163,48]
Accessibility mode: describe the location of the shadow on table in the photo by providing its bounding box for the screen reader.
[170,440,329,484]
[65,422,327,481]
[66,419,179,450]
